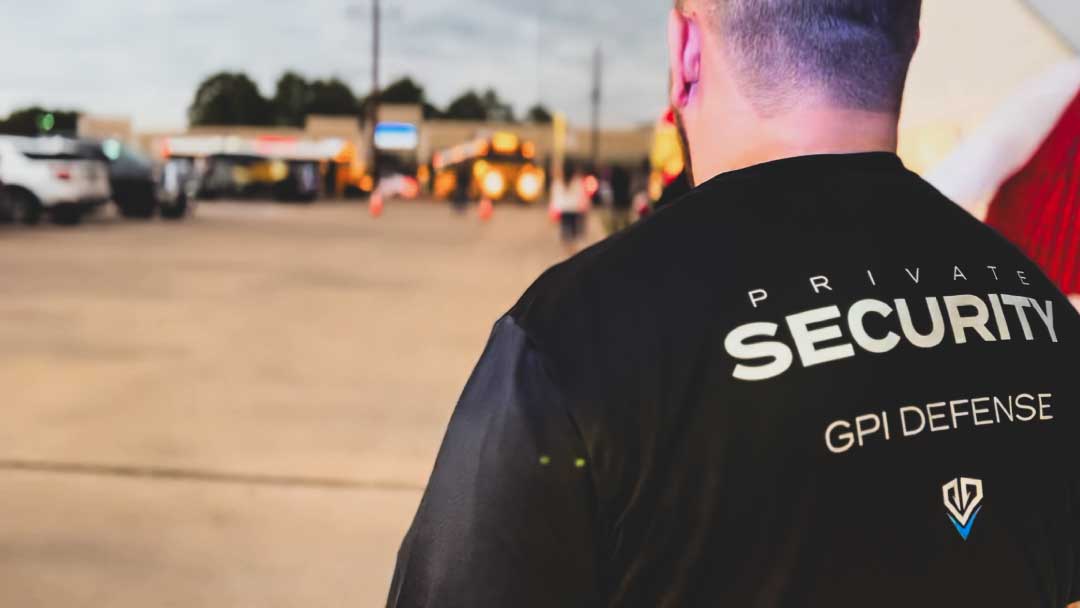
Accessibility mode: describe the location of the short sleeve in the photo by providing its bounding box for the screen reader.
[1071,478,1080,605]
[387,316,600,608]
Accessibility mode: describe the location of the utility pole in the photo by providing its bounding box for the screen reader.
[534,5,544,111]
[369,0,381,188]
[590,45,603,167]
[348,1,387,190]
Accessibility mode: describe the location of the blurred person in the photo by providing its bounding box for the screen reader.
[633,157,654,219]
[590,164,609,208]
[451,161,472,214]
[597,165,614,209]
[389,2,1080,608]
[550,160,589,254]
[594,164,615,233]
[607,164,633,234]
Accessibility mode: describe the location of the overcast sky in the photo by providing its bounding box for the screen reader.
[0,0,671,131]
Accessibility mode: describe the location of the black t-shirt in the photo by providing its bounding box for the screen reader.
[655,169,692,210]
[388,153,1080,607]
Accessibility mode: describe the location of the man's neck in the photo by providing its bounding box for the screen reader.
[690,107,900,185]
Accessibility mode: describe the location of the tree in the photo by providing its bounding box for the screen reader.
[443,88,517,122]
[0,107,79,136]
[306,78,359,116]
[422,102,444,120]
[188,72,273,126]
[444,90,488,121]
[480,88,514,122]
[360,76,441,119]
[526,104,553,124]
[273,71,311,127]
[379,77,425,105]
[272,73,360,125]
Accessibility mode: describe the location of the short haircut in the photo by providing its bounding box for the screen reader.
[684,0,922,114]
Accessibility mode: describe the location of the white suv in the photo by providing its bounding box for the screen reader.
[0,136,111,225]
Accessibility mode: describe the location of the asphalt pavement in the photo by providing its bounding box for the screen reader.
[0,199,589,607]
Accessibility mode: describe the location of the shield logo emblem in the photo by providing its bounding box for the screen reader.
[942,477,983,540]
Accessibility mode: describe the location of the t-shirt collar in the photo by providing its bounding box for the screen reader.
[699,152,906,188]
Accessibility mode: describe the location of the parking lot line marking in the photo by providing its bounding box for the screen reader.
[0,458,424,493]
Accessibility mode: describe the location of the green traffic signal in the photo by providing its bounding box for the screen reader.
[38,112,56,132]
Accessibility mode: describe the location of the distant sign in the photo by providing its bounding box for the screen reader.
[374,122,419,151]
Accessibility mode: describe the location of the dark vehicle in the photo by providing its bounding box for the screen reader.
[98,139,156,219]
[195,154,318,202]
[159,156,196,220]
[0,175,7,224]
[196,154,259,199]
[93,139,191,220]
[273,160,320,202]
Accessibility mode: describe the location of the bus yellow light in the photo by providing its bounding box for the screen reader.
[492,132,519,154]
[434,171,456,198]
[473,160,490,179]
[269,160,289,182]
[516,171,542,202]
[482,170,507,199]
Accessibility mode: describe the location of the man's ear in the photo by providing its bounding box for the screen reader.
[668,8,702,109]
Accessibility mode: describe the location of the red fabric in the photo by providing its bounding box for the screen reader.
[985,88,1080,295]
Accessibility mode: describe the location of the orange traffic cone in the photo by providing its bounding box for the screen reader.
[478,198,494,222]
[370,191,384,218]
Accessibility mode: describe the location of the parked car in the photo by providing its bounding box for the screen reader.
[0,135,111,225]
[158,156,197,220]
[94,138,157,219]
[273,160,320,202]
[84,139,194,221]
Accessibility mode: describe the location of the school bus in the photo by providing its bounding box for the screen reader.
[431,132,545,203]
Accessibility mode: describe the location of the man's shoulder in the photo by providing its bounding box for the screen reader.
[511,196,712,325]
[508,220,651,344]
[506,194,736,386]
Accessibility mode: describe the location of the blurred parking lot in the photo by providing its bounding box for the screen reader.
[0,200,582,607]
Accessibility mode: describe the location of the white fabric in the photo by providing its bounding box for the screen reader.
[551,177,586,213]
[923,58,1080,213]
